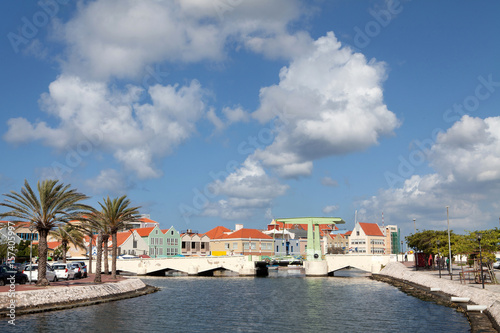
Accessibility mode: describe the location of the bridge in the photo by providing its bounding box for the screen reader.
[324,254,394,275]
[115,256,259,276]
[112,254,395,276]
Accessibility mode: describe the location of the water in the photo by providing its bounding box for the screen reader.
[3,270,470,332]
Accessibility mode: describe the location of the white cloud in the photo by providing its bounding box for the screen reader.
[4,75,208,179]
[359,116,500,232]
[58,0,308,80]
[430,115,500,183]
[202,157,289,220]
[323,205,339,214]
[252,32,399,178]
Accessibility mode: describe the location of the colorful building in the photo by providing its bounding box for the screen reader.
[210,227,274,256]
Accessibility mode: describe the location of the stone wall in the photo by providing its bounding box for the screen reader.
[0,279,146,311]
[379,262,500,326]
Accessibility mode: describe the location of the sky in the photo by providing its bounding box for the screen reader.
[1,0,500,239]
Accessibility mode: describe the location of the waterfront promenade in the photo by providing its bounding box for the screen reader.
[379,261,500,331]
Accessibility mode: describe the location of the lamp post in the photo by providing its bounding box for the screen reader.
[400,240,403,262]
[29,224,35,284]
[446,206,452,279]
[477,233,484,289]
[413,218,416,233]
[437,239,441,278]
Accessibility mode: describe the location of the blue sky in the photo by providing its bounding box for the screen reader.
[1,0,500,239]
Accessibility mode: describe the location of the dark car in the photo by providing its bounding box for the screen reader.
[73,261,88,278]
[0,265,28,286]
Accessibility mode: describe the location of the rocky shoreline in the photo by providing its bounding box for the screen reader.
[376,262,500,332]
[0,278,158,318]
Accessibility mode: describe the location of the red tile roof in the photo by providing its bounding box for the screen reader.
[47,241,61,249]
[219,228,272,240]
[359,222,384,237]
[344,230,352,236]
[110,231,133,247]
[139,217,159,224]
[131,227,155,237]
[203,226,231,239]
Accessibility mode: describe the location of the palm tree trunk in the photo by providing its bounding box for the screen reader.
[103,234,109,274]
[94,231,102,283]
[62,241,67,263]
[112,232,118,279]
[37,228,50,286]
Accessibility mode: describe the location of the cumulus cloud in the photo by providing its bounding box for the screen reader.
[252,32,399,178]
[202,157,289,220]
[4,75,207,179]
[359,116,500,232]
[58,0,308,80]
[430,115,500,183]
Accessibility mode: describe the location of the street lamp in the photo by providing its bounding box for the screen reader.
[400,240,403,262]
[446,206,452,279]
[29,224,35,284]
[477,233,484,289]
[437,239,441,278]
[413,219,416,233]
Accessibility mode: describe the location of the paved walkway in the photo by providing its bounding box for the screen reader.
[0,273,125,293]
[399,260,500,293]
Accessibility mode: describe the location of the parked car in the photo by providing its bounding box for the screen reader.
[493,258,500,269]
[0,265,28,286]
[73,261,88,278]
[22,264,58,283]
[52,263,77,280]
[68,262,83,279]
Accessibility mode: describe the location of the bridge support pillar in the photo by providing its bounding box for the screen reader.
[304,260,328,276]
[238,262,256,276]
[188,265,199,275]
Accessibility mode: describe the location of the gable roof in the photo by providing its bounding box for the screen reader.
[131,227,155,237]
[344,230,352,236]
[359,222,384,237]
[203,226,231,239]
[112,231,133,247]
[220,228,272,240]
[47,241,61,250]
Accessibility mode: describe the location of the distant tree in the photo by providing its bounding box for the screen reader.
[50,224,85,263]
[97,196,141,279]
[406,230,461,256]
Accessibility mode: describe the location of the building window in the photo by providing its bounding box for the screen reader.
[356,231,360,236]
[171,231,174,235]
[225,243,230,250]
[201,242,205,249]
[182,241,186,249]
[133,239,137,248]
[191,242,196,249]
[233,243,238,250]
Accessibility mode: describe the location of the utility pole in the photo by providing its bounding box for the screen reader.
[447,206,452,279]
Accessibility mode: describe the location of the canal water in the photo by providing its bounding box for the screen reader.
[3,270,470,332]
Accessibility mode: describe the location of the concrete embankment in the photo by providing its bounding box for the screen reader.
[377,262,500,332]
[0,278,157,317]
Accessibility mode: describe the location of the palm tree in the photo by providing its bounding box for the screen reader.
[49,224,85,263]
[0,179,89,286]
[98,196,140,279]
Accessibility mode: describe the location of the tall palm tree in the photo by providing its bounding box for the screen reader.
[49,224,85,263]
[98,196,140,279]
[0,179,89,286]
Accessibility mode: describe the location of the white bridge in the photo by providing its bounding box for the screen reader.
[111,254,395,276]
[116,256,258,276]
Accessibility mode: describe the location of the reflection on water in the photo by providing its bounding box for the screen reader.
[3,269,470,332]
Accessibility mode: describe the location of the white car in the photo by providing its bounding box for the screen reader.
[52,263,77,280]
[22,264,58,283]
[493,258,500,269]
